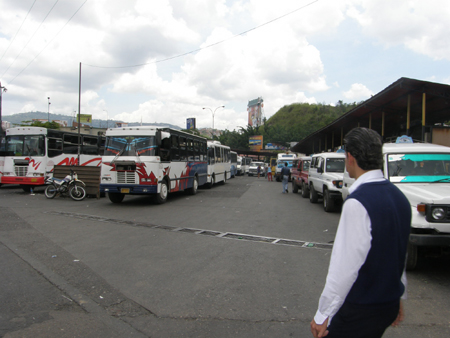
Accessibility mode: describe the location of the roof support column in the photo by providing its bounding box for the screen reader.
[369,114,372,129]
[422,92,426,142]
[382,111,385,139]
[332,131,334,150]
[341,127,344,147]
[407,94,411,136]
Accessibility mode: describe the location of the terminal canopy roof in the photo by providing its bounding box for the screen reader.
[291,77,450,154]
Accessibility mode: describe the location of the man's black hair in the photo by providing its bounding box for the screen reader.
[344,127,383,170]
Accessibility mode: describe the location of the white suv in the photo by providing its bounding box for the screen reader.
[308,152,346,212]
[248,161,265,177]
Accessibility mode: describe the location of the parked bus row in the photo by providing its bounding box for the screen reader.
[0,126,233,203]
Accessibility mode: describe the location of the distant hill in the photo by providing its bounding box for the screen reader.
[3,111,182,130]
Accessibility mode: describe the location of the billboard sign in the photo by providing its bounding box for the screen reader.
[186,118,196,130]
[77,114,92,123]
[249,135,263,152]
[247,97,264,127]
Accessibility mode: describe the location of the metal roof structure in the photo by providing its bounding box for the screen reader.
[291,77,450,154]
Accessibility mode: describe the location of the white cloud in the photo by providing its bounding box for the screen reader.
[343,83,373,101]
[346,0,450,61]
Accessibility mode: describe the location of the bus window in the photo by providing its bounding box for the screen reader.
[208,147,215,165]
[187,138,194,161]
[179,137,187,161]
[170,135,179,161]
[63,134,80,154]
[82,136,99,155]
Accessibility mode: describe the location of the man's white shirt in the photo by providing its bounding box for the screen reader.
[314,169,407,325]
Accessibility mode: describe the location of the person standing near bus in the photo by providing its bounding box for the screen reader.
[257,164,261,178]
[267,165,273,181]
[310,127,411,338]
[281,162,290,193]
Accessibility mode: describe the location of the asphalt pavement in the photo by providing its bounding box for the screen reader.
[0,176,449,337]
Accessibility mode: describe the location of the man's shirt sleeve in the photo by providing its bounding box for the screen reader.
[314,198,372,324]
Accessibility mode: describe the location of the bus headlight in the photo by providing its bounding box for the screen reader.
[102,177,112,181]
[431,207,446,220]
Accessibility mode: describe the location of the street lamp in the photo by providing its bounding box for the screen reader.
[0,81,7,136]
[203,105,224,140]
[47,97,51,122]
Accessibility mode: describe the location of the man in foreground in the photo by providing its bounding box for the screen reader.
[311,128,411,338]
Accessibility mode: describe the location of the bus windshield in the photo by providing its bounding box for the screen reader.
[5,135,45,156]
[388,153,450,183]
[105,136,157,156]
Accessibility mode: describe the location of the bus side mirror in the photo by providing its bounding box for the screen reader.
[156,130,162,146]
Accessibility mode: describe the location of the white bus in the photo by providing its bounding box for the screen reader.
[206,141,231,187]
[1,127,104,191]
[236,156,252,175]
[100,127,208,203]
[230,151,238,178]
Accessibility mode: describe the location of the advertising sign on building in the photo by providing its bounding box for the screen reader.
[249,135,263,152]
[77,114,92,123]
[247,97,264,127]
[186,118,196,130]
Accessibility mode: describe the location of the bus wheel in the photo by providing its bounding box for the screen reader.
[206,175,215,189]
[155,180,168,204]
[220,172,227,185]
[187,177,198,195]
[108,192,125,203]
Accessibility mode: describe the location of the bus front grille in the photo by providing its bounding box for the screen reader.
[117,171,136,184]
[15,166,28,177]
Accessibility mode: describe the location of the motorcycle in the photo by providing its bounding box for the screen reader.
[44,169,87,201]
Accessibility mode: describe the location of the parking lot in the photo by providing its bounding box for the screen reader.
[1,175,449,337]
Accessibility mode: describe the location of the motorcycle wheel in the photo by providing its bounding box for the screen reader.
[69,184,86,201]
[45,184,58,199]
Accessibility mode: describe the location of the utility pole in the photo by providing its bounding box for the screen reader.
[0,81,7,136]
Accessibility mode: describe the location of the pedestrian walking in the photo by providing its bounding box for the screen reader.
[257,165,261,178]
[280,162,290,193]
[267,166,273,181]
[310,127,411,338]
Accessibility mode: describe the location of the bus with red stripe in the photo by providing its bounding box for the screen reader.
[100,127,207,204]
[1,127,104,191]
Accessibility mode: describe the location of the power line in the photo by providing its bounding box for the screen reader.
[85,0,319,69]
[2,0,60,79]
[0,0,37,64]
[8,0,88,85]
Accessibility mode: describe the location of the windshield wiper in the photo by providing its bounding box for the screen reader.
[111,143,127,163]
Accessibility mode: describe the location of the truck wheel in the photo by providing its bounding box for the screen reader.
[108,192,125,203]
[301,182,309,198]
[155,180,168,204]
[187,177,198,195]
[309,184,318,203]
[406,242,418,271]
[292,180,298,193]
[323,188,335,212]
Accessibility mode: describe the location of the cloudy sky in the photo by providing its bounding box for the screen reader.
[0,0,449,131]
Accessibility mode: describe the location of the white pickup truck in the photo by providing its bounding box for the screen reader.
[308,152,346,212]
[342,140,450,270]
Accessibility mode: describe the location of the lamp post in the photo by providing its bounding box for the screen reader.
[0,81,7,136]
[203,105,224,140]
[47,97,51,122]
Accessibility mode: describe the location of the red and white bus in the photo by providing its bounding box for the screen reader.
[1,127,104,191]
[100,127,208,203]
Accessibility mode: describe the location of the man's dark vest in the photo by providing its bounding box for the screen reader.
[345,180,411,305]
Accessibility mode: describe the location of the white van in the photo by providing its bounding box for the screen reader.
[342,140,450,270]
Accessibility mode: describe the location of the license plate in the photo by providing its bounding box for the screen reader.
[121,188,130,193]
